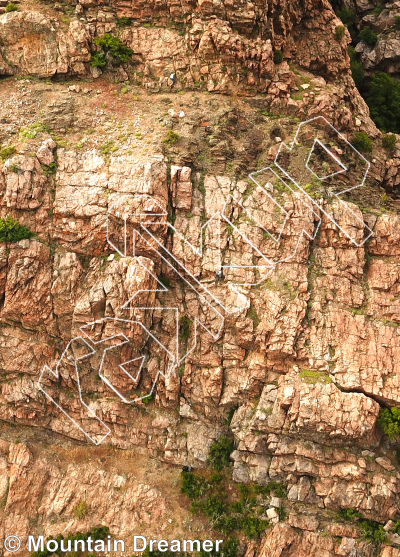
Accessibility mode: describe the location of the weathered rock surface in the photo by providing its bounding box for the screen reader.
[0,1,400,556]
[337,0,400,84]
[0,118,400,551]
[258,522,377,557]
[0,0,376,133]
[0,436,213,552]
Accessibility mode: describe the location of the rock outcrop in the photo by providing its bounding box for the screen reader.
[0,0,400,556]
[335,0,400,79]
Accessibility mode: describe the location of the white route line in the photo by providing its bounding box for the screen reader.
[273,116,373,246]
[38,116,373,444]
[38,338,111,445]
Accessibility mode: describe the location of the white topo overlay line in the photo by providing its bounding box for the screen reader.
[38,116,373,444]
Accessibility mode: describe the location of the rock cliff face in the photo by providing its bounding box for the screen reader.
[339,0,400,77]
[0,0,400,556]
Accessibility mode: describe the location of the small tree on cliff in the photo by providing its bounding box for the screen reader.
[366,72,400,134]
[0,216,33,243]
[90,34,134,67]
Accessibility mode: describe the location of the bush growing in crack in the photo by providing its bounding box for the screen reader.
[163,130,181,145]
[358,26,378,46]
[377,407,400,440]
[338,508,388,547]
[358,519,388,546]
[180,436,288,551]
[351,132,373,153]
[0,216,33,243]
[91,34,134,68]
[207,436,235,471]
[366,72,400,134]
[335,25,346,41]
[73,500,89,519]
[0,145,16,162]
[382,134,397,152]
[5,2,18,12]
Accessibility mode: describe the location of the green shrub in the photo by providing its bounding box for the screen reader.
[351,132,373,153]
[358,26,378,46]
[0,216,33,243]
[0,145,16,162]
[239,516,268,539]
[200,493,226,520]
[392,520,400,536]
[348,46,364,89]
[30,526,109,557]
[91,34,134,67]
[20,122,48,141]
[335,25,346,40]
[393,519,400,536]
[179,316,192,342]
[181,472,208,499]
[90,52,107,68]
[395,16,400,31]
[247,306,260,329]
[207,436,235,471]
[373,3,385,15]
[73,500,89,519]
[237,483,251,497]
[95,34,133,62]
[358,519,388,546]
[337,509,387,546]
[142,394,152,404]
[339,507,361,522]
[300,370,332,384]
[351,60,364,88]
[5,2,19,12]
[86,526,109,540]
[180,470,286,543]
[335,6,358,40]
[273,50,283,64]
[100,139,117,155]
[217,538,238,557]
[336,7,355,26]
[254,481,287,498]
[163,130,180,145]
[116,16,132,27]
[366,72,400,133]
[158,273,171,288]
[209,472,224,486]
[41,161,57,177]
[377,407,400,440]
[9,163,20,174]
[382,134,397,151]
[277,507,287,521]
